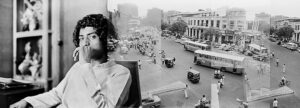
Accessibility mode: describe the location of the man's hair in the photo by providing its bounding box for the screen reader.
[73,14,118,52]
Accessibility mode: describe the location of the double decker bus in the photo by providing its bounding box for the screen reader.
[194,50,245,74]
[183,41,211,52]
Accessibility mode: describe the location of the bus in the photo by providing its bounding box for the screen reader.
[183,41,211,52]
[247,44,268,55]
[194,50,245,74]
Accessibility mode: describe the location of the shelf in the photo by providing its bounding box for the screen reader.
[15,30,52,38]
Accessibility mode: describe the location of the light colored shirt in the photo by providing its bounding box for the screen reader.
[273,100,278,107]
[24,61,131,108]
[201,97,207,102]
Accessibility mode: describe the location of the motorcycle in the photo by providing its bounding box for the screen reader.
[236,98,248,108]
[214,73,224,79]
[195,100,210,108]
[279,80,291,87]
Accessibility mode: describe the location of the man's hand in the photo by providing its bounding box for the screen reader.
[73,46,92,63]
[10,100,31,108]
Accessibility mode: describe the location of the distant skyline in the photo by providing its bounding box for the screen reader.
[108,0,300,20]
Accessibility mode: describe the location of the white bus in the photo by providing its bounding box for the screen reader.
[183,41,211,52]
[194,50,245,74]
[247,44,268,55]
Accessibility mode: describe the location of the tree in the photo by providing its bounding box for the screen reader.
[169,20,188,38]
[203,27,221,42]
[161,22,170,30]
[275,26,294,40]
[270,26,277,35]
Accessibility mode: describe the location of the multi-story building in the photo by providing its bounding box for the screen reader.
[183,8,246,44]
[252,12,271,32]
[274,18,300,42]
[163,10,181,24]
[142,8,163,27]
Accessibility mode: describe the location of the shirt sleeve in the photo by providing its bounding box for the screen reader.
[23,62,81,108]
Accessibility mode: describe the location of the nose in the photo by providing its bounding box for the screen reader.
[83,37,90,46]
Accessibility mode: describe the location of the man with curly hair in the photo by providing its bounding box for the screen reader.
[10,14,132,108]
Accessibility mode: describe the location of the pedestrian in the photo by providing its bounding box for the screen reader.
[184,84,189,99]
[173,57,176,65]
[257,65,261,76]
[217,81,221,94]
[138,60,142,70]
[276,58,279,67]
[273,98,278,108]
[282,64,286,74]
[220,75,224,86]
[153,56,156,64]
[173,57,176,62]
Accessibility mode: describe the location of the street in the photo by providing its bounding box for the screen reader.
[121,33,300,108]
[124,36,245,107]
[265,38,300,108]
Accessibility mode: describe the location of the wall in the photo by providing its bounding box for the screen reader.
[0,0,13,78]
[60,0,108,80]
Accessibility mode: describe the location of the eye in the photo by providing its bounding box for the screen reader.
[79,36,84,40]
[90,35,98,39]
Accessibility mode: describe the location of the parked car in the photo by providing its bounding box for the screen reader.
[142,95,161,108]
[285,42,298,51]
[297,48,300,53]
[268,37,277,42]
[179,38,190,44]
[277,41,282,45]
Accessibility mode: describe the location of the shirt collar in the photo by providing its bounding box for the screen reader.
[93,60,116,68]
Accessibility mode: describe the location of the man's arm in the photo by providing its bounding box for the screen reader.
[22,62,81,107]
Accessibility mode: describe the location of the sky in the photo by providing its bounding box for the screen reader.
[108,0,300,20]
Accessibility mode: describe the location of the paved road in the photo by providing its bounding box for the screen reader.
[122,36,245,107]
[264,38,300,108]
[160,38,245,108]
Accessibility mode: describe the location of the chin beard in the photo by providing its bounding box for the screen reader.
[90,49,106,61]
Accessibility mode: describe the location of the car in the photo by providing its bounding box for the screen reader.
[187,69,200,83]
[253,54,268,62]
[120,45,129,54]
[297,48,300,53]
[244,50,253,56]
[268,37,277,42]
[285,43,298,51]
[164,58,175,68]
[142,95,161,108]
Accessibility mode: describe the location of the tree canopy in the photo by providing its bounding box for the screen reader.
[169,20,188,37]
[203,27,221,37]
[275,26,294,40]
[161,22,170,30]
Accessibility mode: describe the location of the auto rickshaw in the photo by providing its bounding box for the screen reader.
[164,58,174,68]
[187,69,200,83]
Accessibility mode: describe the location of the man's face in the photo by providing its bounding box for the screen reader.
[79,27,104,60]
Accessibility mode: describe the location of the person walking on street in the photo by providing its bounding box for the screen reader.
[161,57,165,65]
[282,64,286,74]
[273,98,278,108]
[173,57,176,65]
[276,58,279,67]
[138,60,142,70]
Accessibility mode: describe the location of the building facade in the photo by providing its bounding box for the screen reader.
[252,12,271,32]
[183,8,246,44]
[274,18,300,42]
